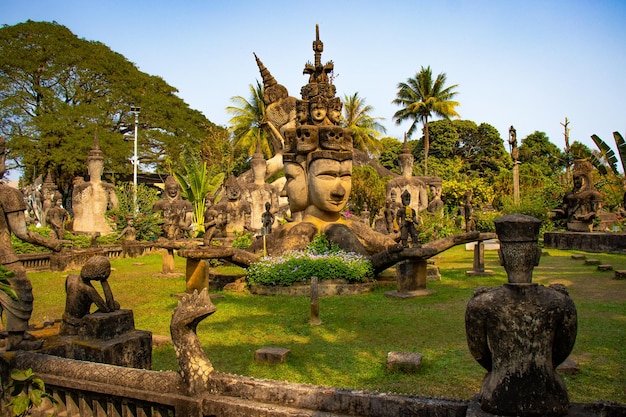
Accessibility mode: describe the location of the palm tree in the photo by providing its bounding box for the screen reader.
[226,81,273,158]
[342,92,386,156]
[392,66,460,175]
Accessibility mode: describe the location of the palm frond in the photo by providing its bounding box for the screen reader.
[591,134,619,175]
[613,131,626,173]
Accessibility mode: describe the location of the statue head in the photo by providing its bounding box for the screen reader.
[495,214,542,284]
[283,156,308,214]
[80,255,111,282]
[295,100,309,125]
[327,97,343,125]
[88,131,104,183]
[305,151,352,221]
[401,189,411,206]
[164,176,180,199]
[310,95,328,124]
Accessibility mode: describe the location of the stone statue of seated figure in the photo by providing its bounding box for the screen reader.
[465,214,577,416]
[60,256,120,336]
[552,159,603,232]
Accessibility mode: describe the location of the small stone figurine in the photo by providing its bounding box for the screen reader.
[465,214,577,416]
[261,202,275,235]
[395,190,421,248]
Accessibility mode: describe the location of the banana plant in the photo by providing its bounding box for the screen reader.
[174,153,225,237]
[590,131,626,175]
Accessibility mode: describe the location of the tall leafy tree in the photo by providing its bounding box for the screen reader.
[377,137,404,173]
[518,131,566,177]
[341,92,386,156]
[392,66,460,175]
[226,81,273,158]
[0,20,217,190]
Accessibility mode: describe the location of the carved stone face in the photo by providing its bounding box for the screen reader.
[165,182,180,199]
[307,158,352,214]
[328,107,341,124]
[284,162,308,213]
[310,101,327,124]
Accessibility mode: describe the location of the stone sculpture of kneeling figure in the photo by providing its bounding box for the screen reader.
[60,256,120,336]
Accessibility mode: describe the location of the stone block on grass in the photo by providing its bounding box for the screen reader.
[584,259,601,265]
[597,264,613,272]
[386,351,422,373]
[255,347,290,364]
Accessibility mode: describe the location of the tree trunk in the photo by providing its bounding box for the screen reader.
[423,117,430,175]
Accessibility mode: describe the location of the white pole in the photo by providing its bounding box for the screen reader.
[132,106,140,213]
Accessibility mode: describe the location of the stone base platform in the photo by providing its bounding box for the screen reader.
[37,309,152,369]
[249,279,375,296]
[466,396,622,417]
[544,231,626,254]
[384,289,436,299]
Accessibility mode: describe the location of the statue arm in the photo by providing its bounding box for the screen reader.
[7,211,63,252]
[83,284,110,313]
[552,297,577,366]
[100,280,119,312]
[465,298,492,371]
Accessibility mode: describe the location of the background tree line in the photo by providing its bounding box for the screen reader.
[2,21,624,239]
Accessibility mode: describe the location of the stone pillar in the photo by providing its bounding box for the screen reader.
[161,249,176,275]
[310,276,321,326]
[385,259,435,298]
[466,241,494,276]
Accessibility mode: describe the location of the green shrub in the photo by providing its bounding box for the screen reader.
[107,182,162,241]
[419,211,463,242]
[232,231,253,250]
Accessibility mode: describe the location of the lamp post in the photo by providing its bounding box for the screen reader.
[130,105,140,213]
[509,125,520,205]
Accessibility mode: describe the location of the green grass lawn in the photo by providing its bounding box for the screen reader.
[25,245,626,404]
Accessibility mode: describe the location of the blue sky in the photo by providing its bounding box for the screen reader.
[2,0,626,164]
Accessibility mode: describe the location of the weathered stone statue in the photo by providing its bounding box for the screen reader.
[396,190,421,248]
[385,136,429,216]
[248,26,398,257]
[552,159,603,232]
[246,145,279,232]
[465,214,577,416]
[41,171,59,227]
[261,202,275,235]
[202,200,226,246]
[60,256,120,336]
[0,136,65,350]
[118,215,137,241]
[152,175,193,239]
[215,175,251,235]
[46,191,68,240]
[72,132,119,235]
[427,183,444,214]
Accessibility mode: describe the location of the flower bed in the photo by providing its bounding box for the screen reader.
[246,234,374,287]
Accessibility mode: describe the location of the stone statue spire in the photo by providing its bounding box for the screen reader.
[254,53,277,90]
[89,128,103,161]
